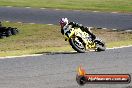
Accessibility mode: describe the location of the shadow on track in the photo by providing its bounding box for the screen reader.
[35,50,99,55]
[35,51,79,55]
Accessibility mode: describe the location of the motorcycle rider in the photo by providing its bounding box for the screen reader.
[59,18,96,41]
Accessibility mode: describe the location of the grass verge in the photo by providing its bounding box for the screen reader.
[0,22,132,57]
[0,0,132,12]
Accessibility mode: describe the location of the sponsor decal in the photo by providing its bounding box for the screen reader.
[76,66,131,85]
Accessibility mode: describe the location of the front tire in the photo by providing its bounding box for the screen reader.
[69,37,86,53]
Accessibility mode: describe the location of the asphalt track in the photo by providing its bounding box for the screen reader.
[0,6,132,30]
[0,47,132,88]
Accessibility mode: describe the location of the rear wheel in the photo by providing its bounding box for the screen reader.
[94,39,106,51]
[69,37,86,53]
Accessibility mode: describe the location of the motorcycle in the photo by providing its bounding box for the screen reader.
[63,27,106,53]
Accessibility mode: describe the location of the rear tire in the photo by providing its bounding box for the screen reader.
[96,44,106,51]
[94,39,106,51]
[69,37,86,53]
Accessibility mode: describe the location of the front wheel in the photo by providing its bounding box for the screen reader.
[69,37,86,53]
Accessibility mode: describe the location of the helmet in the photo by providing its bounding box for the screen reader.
[59,18,69,29]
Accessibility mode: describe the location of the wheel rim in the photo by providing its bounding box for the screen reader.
[73,37,85,50]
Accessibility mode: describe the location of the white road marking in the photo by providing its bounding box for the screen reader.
[107,45,132,50]
[102,28,107,30]
[55,9,60,10]
[6,21,55,25]
[25,7,31,9]
[74,10,81,12]
[112,29,118,31]
[40,8,46,10]
[47,24,53,25]
[17,22,22,23]
[5,21,10,22]
[0,54,43,59]
[6,6,13,8]
[93,11,99,12]
[29,23,35,24]
[125,30,132,32]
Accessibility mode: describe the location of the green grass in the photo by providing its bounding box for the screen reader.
[0,22,132,57]
[0,22,72,56]
[108,40,132,48]
[0,0,132,12]
[93,29,132,48]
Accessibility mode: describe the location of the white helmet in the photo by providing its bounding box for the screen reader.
[59,18,69,28]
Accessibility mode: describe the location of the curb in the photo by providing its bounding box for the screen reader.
[4,20,54,26]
